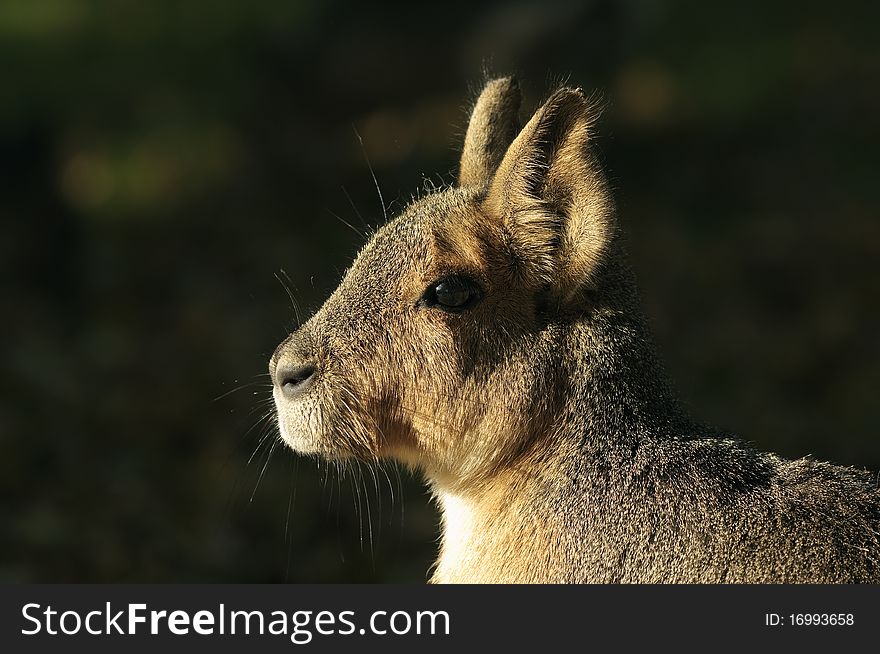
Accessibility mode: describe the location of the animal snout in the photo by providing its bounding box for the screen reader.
[274,360,317,399]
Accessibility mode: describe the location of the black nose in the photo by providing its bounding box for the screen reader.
[275,362,317,399]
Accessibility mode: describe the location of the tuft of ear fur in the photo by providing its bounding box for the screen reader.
[458,77,522,189]
[483,87,613,304]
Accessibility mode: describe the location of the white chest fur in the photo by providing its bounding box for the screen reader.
[435,492,477,580]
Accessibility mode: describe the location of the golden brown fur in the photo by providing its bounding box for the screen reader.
[270,77,880,583]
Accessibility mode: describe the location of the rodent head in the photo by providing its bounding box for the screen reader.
[270,78,616,486]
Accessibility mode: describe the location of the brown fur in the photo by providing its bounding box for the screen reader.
[270,77,880,583]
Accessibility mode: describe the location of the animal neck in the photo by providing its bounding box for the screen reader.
[429,271,692,582]
[567,258,692,450]
[430,466,557,583]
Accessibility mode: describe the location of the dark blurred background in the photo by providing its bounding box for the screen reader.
[2,0,878,582]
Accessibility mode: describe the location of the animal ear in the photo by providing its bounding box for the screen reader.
[484,87,613,303]
[458,77,522,189]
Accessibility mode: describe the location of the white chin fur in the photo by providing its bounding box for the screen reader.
[273,390,325,454]
[277,421,322,454]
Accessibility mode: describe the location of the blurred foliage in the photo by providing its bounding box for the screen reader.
[1,0,878,582]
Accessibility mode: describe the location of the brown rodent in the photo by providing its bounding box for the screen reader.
[270,77,880,583]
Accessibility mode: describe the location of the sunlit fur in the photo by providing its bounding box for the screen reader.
[271,77,880,583]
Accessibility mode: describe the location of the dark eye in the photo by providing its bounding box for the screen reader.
[420,275,482,313]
